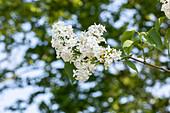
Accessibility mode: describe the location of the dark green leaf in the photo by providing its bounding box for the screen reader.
[141,28,163,52]
[121,30,135,55]
[124,61,138,73]
[64,62,76,85]
[155,16,165,30]
[132,40,140,45]
[148,27,163,52]
[141,32,155,46]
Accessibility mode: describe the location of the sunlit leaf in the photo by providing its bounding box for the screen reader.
[123,40,133,48]
[121,30,135,55]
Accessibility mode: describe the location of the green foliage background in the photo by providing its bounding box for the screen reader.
[0,0,169,112]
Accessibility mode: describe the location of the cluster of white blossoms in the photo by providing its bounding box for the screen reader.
[160,0,170,19]
[51,21,122,82]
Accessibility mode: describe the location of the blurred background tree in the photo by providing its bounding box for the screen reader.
[0,0,169,112]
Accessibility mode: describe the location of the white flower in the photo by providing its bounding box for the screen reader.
[160,0,170,19]
[160,0,166,3]
[60,47,73,62]
[87,23,106,36]
[51,21,122,82]
[73,69,92,82]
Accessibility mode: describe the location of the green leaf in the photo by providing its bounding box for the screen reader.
[155,16,165,30]
[132,40,140,45]
[141,32,155,46]
[121,30,135,55]
[124,61,138,73]
[121,30,135,45]
[137,55,143,58]
[164,28,170,57]
[64,62,76,85]
[148,27,163,52]
[123,40,133,48]
[141,28,163,52]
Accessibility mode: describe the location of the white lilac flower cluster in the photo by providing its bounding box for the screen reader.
[160,0,170,19]
[51,21,122,82]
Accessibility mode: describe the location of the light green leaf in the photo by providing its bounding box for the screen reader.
[148,27,163,52]
[123,40,133,48]
[64,62,76,85]
[124,61,138,73]
[164,28,170,57]
[121,30,135,55]
[155,16,165,30]
[121,30,135,45]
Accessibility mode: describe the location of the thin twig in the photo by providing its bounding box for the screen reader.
[0,67,39,83]
[128,56,170,73]
[0,75,18,83]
